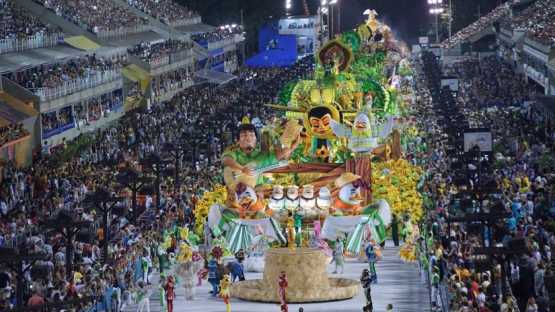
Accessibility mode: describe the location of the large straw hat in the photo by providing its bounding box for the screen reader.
[334,172,361,189]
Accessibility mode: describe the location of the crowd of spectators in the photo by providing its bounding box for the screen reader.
[74,92,124,127]
[0,123,29,147]
[441,2,511,49]
[41,107,74,134]
[35,0,148,35]
[510,0,555,45]
[445,56,536,110]
[128,40,193,65]
[192,26,243,45]
[0,57,314,311]
[152,67,194,99]
[0,0,61,40]
[3,54,126,92]
[416,51,554,312]
[127,0,198,26]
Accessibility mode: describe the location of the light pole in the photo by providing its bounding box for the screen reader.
[448,0,452,41]
[321,0,330,40]
[428,0,444,43]
[329,0,338,37]
[285,0,292,14]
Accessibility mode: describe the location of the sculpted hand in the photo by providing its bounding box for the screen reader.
[241,166,255,176]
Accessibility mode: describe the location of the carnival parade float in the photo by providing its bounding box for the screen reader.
[191,10,424,303]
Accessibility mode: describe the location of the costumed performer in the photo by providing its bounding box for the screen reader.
[360,269,373,312]
[220,274,232,312]
[332,237,345,274]
[278,271,288,312]
[364,241,378,284]
[286,213,296,252]
[207,257,220,296]
[164,276,175,312]
[227,249,246,282]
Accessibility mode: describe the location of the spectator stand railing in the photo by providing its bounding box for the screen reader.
[169,49,194,64]
[130,49,193,72]
[207,37,237,51]
[95,24,151,40]
[0,32,64,55]
[148,55,171,69]
[34,69,121,101]
[168,15,202,27]
[42,121,75,140]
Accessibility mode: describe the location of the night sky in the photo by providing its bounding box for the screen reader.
[180,0,502,52]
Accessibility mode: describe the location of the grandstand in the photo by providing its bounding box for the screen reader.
[439,0,555,99]
[0,0,244,166]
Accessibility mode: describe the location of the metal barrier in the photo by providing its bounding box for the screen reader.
[0,33,63,55]
[169,15,202,27]
[34,69,121,101]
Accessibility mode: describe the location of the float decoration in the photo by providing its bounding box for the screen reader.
[199,7,426,303]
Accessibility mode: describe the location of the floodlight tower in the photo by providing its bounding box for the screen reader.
[428,0,444,43]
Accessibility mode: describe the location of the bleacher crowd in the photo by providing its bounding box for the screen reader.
[511,0,555,45]
[441,2,511,49]
[127,0,197,25]
[36,0,148,35]
[0,123,29,148]
[0,0,61,40]
[3,54,127,92]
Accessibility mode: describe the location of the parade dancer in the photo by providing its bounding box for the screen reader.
[364,241,378,283]
[332,238,345,274]
[136,282,151,312]
[228,250,246,282]
[278,271,288,312]
[158,273,166,312]
[142,252,152,284]
[219,274,232,312]
[207,257,220,296]
[164,276,175,312]
[360,269,373,312]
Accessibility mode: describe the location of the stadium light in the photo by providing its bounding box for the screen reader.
[286,0,292,10]
[329,0,338,4]
[428,0,444,43]
[321,0,328,5]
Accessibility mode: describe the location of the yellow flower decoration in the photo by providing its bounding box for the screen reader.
[194,184,228,236]
[315,145,330,160]
[372,159,424,222]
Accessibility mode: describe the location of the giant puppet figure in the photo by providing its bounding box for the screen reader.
[222,118,300,215]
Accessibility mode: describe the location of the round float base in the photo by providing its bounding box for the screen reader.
[231,248,359,303]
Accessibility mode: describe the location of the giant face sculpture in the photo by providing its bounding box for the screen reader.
[305,106,340,139]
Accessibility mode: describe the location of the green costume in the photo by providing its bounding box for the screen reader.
[223,146,278,185]
[294,214,303,247]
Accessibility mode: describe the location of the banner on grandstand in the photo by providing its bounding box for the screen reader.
[463,129,492,152]
[441,78,459,92]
